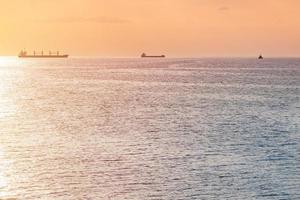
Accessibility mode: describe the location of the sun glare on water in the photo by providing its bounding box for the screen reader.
[0,56,17,66]
[0,59,18,199]
[0,146,9,195]
[0,57,19,119]
[0,57,13,198]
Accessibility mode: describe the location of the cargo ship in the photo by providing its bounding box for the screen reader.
[18,50,68,58]
[141,53,165,58]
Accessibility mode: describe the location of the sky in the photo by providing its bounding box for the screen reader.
[0,0,300,57]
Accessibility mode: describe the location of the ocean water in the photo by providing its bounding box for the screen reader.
[0,57,299,200]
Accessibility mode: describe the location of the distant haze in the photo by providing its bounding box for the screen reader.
[0,0,300,57]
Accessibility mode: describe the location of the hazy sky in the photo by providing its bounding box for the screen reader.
[1,0,300,57]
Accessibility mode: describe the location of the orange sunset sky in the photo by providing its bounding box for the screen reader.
[0,0,300,57]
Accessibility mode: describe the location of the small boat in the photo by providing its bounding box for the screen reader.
[258,54,263,59]
[18,50,68,58]
[141,53,165,58]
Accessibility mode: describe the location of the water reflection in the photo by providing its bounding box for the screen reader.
[0,58,299,199]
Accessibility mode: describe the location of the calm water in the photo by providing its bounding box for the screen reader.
[0,57,299,199]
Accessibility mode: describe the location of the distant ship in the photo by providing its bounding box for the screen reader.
[258,54,263,59]
[141,53,165,58]
[18,50,68,58]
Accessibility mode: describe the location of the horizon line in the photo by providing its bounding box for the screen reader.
[1,55,300,59]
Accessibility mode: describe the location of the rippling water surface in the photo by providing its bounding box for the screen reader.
[0,57,299,199]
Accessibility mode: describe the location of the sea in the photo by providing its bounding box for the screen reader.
[0,57,299,199]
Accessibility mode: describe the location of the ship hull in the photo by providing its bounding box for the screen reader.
[141,56,165,58]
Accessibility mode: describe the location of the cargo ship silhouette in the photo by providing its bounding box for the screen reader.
[141,53,165,58]
[18,50,68,58]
